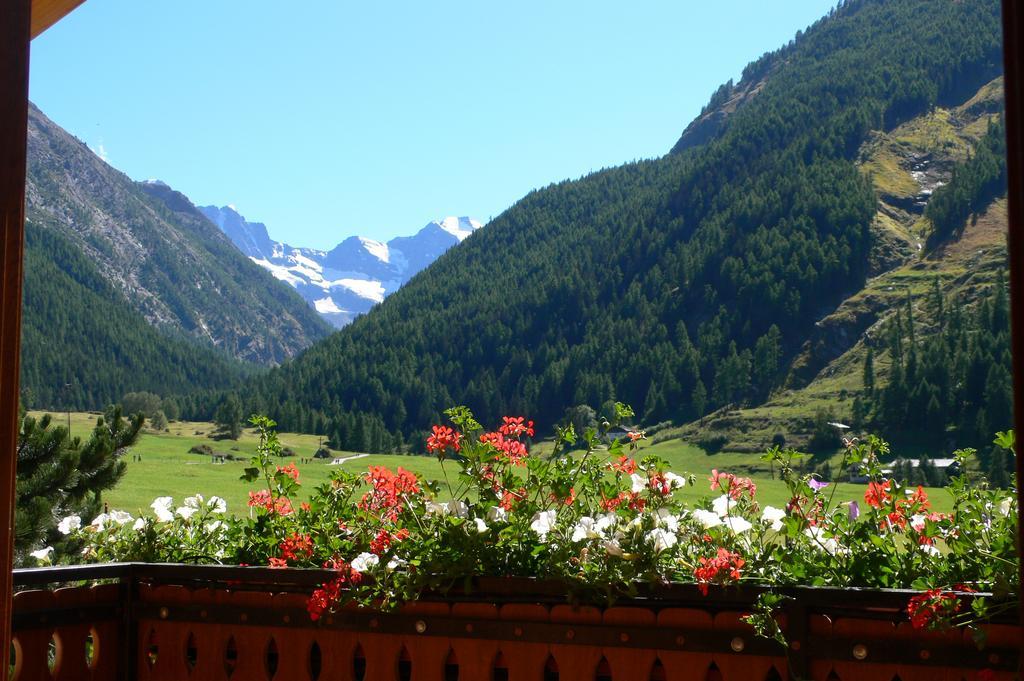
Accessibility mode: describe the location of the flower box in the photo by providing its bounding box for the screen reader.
[10,564,1018,681]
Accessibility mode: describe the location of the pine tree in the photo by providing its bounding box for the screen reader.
[691,380,707,423]
[15,407,141,562]
[213,393,244,440]
[863,347,875,394]
[987,447,1011,489]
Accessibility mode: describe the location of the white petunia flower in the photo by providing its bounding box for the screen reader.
[630,473,646,493]
[183,494,204,510]
[351,552,380,572]
[132,518,146,531]
[595,513,619,533]
[723,516,752,534]
[646,527,678,553]
[761,506,786,532]
[655,508,680,532]
[690,509,723,529]
[108,510,133,525]
[57,515,81,535]
[175,506,198,520]
[999,498,1013,517]
[486,506,508,523]
[386,556,407,571]
[151,497,174,523]
[424,501,447,516]
[30,547,53,563]
[664,472,687,489]
[910,514,927,532]
[206,520,224,533]
[919,544,941,558]
[530,510,558,541]
[804,526,846,555]
[208,496,228,514]
[473,517,488,533]
[712,495,736,517]
[90,513,110,531]
[571,516,599,542]
[603,537,624,557]
[446,500,469,518]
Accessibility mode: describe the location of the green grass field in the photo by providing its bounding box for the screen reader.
[31,411,954,517]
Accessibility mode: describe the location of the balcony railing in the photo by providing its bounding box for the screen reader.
[9,563,1019,681]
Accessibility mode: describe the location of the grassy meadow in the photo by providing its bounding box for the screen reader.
[31,411,955,517]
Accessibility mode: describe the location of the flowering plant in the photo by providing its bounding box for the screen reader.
[56,410,1016,633]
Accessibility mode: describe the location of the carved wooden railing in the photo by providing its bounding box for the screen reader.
[9,564,1019,681]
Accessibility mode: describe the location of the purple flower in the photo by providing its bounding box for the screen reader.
[848,501,860,522]
[808,478,829,492]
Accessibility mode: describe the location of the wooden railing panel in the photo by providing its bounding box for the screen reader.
[312,628,361,681]
[549,604,605,681]
[137,585,199,680]
[11,586,120,681]
[976,622,1018,681]
[602,607,658,681]
[826,617,897,681]
[358,631,404,681]
[710,611,784,681]
[891,621,964,681]
[270,593,320,681]
[400,600,451,681]
[806,614,834,681]
[9,590,53,681]
[655,608,714,681]
[449,603,501,681]
[497,604,553,681]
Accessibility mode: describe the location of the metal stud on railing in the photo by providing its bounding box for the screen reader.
[415,620,427,634]
[852,644,868,660]
[730,637,745,653]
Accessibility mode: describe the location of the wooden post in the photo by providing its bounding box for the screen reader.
[1000,0,1024,673]
[0,1,31,679]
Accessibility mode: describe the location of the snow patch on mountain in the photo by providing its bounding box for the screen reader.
[199,205,482,328]
[358,237,390,263]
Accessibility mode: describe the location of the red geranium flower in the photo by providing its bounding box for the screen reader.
[864,480,892,509]
[498,416,535,438]
[426,425,461,456]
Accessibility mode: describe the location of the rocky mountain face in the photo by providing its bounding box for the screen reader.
[199,206,482,327]
[24,104,332,366]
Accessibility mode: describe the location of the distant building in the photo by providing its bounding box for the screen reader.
[848,458,960,483]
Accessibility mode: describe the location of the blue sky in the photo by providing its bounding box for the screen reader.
[30,1,837,248]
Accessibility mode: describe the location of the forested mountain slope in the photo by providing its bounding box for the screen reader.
[24,104,332,369]
[20,222,249,409]
[677,99,1009,454]
[183,0,1004,452]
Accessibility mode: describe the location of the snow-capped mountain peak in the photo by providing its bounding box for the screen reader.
[435,216,483,241]
[199,205,483,328]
